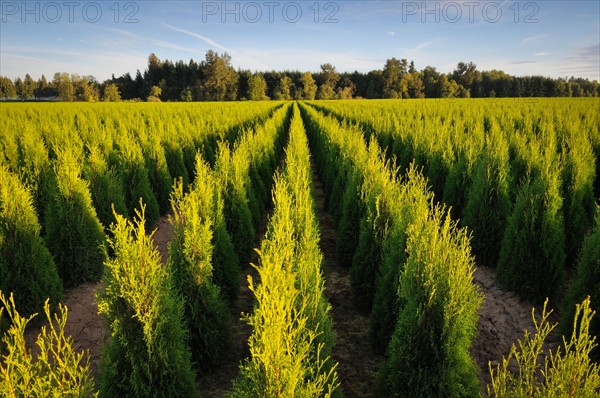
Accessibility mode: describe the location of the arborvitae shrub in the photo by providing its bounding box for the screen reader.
[44,152,107,288]
[216,143,256,265]
[144,137,174,215]
[561,209,600,361]
[489,298,600,397]
[0,166,62,317]
[16,132,54,229]
[114,139,160,229]
[462,137,512,267]
[350,215,382,312]
[163,141,190,191]
[192,157,240,302]
[442,151,472,220]
[98,206,197,398]
[561,136,596,267]
[426,149,450,202]
[0,292,96,397]
[378,210,482,398]
[232,106,339,397]
[497,170,566,302]
[168,180,230,371]
[336,169,363,268]
[370,167,432,353]
[84,145,129,228]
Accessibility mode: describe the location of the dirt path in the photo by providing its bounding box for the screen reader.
[310,164,384,398]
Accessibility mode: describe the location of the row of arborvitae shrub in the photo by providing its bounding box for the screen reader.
[96,105,291,396]
[311,99,598,304]
[300,102,483,397]
[0,103,281,320]
[232,104,340,397]
[216,103,291,265]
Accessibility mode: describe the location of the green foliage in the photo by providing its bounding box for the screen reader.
[44,150,107,288]
[561,209,600,361]
[113,137,160,229]
[191,156,240,301]
[497,170,566,301]
[462,134,512,267]
[143,135,174,215]
[168,178,231,371]
[561,135,597,267]
[335,170,363,269]
[216,142,256,265]
[370,167,431,352]
[0,292,96,397]
[0,166,62,317]
[232,105,339,397]
[98,205,197,398]
[378,211,482,398]
[488,298,600,397]
[84,144,129,228]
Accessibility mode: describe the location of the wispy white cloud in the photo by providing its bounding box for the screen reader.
[534,52,549,56]
[523,34,545,43]
[387,31,396,36]
[160,21,271,70]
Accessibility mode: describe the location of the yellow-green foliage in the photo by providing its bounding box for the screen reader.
[44,149,107,287]
[0,166,62,317]
[232,105,339,397]
[98,206,196,398]
[488,297,600,397]
[0,292,96,397]
[168,165,232,370]
[0,102,281,231]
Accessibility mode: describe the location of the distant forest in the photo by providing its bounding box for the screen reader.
[1,50,598,101]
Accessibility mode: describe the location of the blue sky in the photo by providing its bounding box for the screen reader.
[1,1,598,81]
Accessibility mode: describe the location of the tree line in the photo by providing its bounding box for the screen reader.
[1,51,598,101]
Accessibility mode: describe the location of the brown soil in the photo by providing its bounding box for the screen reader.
[310,164,384,398]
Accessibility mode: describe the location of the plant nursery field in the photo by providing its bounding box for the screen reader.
[1,99,599,397]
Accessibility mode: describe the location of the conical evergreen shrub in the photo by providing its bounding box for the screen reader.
[0,166,62,317]
[98,205,197,398]
[44,150,107,288]
[168,179,231,371]
[462,135,512,267]
[497,169,566,301]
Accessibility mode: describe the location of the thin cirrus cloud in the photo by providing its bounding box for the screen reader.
[523,34,546,43]
[160,22,271,70]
